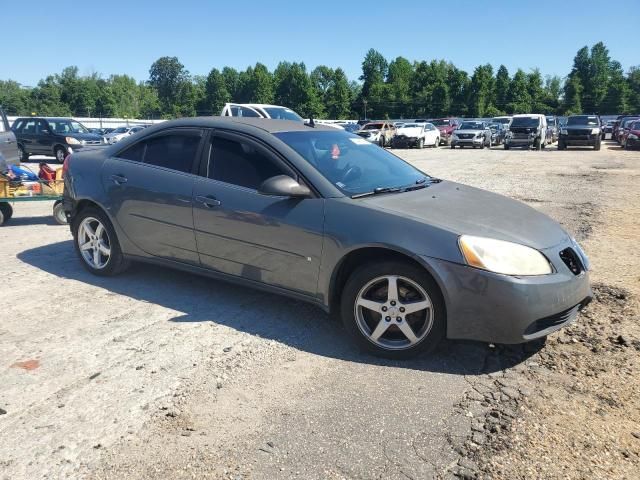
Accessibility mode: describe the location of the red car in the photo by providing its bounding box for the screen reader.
[621,120,640,150]
[426,118,460,145]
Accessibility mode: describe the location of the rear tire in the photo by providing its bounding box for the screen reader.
[72,207,130,276]
[0,202,13,223]
[340,261,445,359]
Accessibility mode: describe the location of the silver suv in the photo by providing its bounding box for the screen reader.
[0,107,20,166]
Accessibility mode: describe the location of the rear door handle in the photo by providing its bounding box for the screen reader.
[110,174,128,185]
[195,195,221,208]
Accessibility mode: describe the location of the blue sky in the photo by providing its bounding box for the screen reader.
[3,0,639,86]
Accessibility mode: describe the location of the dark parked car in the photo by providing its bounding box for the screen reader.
[63,117,592,358]
[12,117,104,162]
[0,106,20,167]
[558,115,602,150]
[426,118,460,145]
[620,120,640,149]
[616,117,640,145]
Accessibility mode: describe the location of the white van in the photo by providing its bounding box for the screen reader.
[504,114,548,150]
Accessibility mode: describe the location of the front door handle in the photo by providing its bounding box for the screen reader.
[195,195,221,208]
[110,174,128,185]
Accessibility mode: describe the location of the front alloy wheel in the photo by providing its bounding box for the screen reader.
[341,262,445,358]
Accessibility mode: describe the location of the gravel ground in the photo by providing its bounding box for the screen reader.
[0,141,638,479]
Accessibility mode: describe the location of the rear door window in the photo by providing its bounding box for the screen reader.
[144,133,202,173]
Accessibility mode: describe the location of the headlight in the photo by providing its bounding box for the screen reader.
[476,132,484,137]
[560,129,568,135]
[591,128,600,134]
[66,137,81,145]
[459,235,553,276]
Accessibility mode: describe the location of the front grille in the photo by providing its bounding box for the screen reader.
[524,303,582,336]
[458,133,474,139]
[559,247,584,275]
[85,140,102,145]
[513,133,531,139]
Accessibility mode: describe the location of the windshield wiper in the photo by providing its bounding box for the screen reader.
[351,177,433,198]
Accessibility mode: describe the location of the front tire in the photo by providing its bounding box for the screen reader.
[340,261,445,359]
[72,207,130,276]
[594,140,601,151]
[434,137,440,147]
[417,138,424,149]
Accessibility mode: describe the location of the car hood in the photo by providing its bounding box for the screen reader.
[104,132,127,138]
[358,181,569,250]
[454,129,484,135]
[396,127,423,137]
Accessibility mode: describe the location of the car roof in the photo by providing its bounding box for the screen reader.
[15,116,75,121]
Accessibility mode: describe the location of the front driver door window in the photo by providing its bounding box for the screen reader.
[192,132,325,296]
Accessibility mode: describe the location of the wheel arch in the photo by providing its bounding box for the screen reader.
[327,246,448,318]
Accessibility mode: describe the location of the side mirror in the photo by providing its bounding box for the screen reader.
[258,175,311,198]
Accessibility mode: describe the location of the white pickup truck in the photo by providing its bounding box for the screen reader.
[220,103,304,121]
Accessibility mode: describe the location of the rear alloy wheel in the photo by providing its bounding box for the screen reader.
[72,207,130,276]
[54,146,67,163]
[341,261,445,359]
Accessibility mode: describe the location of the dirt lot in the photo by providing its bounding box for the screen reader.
[1,142,639,479]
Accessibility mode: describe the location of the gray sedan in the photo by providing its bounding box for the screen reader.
[63,117,592,358]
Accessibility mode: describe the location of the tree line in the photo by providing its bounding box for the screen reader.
[1,42,639,120]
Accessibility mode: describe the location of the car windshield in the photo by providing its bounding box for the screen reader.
[510,117,540,128]
[491,118,511,124]
[112,127,129,134]
[488,124,500,130]
[546,117,555,123]
[400,123,421,129]
[630,121,640,130]
[274,131,428,196]
[429,119,451,126]
[567,116,599,126]
[363,123,384,130]
[459,122,483,130]
[263,107,304,122]
[48,120,89,134]
[622,118,639,127]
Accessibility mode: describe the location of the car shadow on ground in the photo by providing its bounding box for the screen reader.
[3,215,60,227]
[18,240,544,376]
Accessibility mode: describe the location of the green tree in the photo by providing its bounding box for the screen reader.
[221,67,240,100]
[588,42,611,112]
[0,80,30,115]
[274,62,322,118]
[468,64,494,117]
[543,75,562,113]
[562,74,583,115]
[247,63,274,104]
[528,69,548,112]
[29,75,70,116]
[325,68,352,119]
[359,49,388,117]
[627,66,640,113]
[494,65,510,112]
[204,68,231,115]
[148,56,190,115]
[506,69,532,113]
[448,67,470,116]
[385,57,413,118]
[601,61,628,114]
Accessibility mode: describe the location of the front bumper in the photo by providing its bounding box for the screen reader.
[505,136,535,147]
[452,136,483,146]
[392,136,419,148]
[423,240,593,344]
[561,134,598,146]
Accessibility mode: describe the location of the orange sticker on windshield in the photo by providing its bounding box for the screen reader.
[331,144,340,159]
